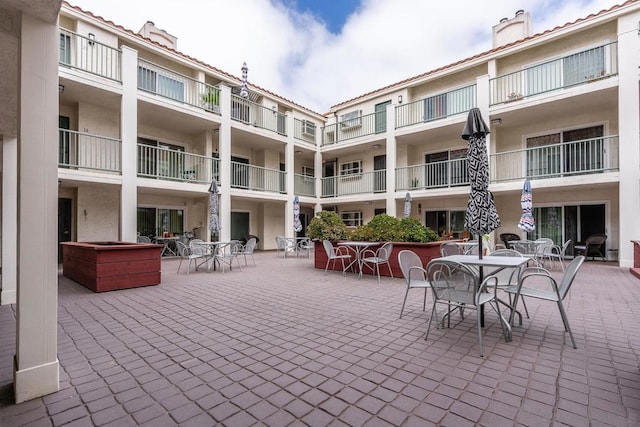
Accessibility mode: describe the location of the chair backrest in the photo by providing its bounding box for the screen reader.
[378,242,393,261]
[488,249,523,285]
[440,242,463,256]
[398,250,425,285]
[427,260,479,304]
[189,239,204,249]
[491,248,522,257]
[322,240,337,258]
[500,232,521,247]
[586,234,607,246]
[534,238,554,256]
[229,240,243,254]
[175,241,189,256]
[137,235,151,243]
[190,242,208,256]
[244,237,257,254]
[557,256,585,299]
[560,239,572,255]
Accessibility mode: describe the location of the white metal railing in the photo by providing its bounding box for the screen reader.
[395,158,469,191]
[294,174,315,197]
[138,59,221,114]
[294,118,317,144]
[58,129,121,172]
[395,85,476,129]
[490,41,618,105]
[137,144,214,183]
[490,135,619,182]
[231,161,285,193]
[59,29,121,81]
[231,95,287,135]
[321,170,386,197]
[321,111,383,146]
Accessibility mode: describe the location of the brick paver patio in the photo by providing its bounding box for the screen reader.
[1,251,639,426]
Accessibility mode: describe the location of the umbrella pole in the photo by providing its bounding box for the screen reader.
[477,234,485,327]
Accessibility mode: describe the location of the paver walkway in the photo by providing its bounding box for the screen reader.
[1,251,639,426]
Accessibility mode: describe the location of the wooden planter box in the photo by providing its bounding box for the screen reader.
[62,241,163,292]
[631,240,640,280]
[313,241,442,277]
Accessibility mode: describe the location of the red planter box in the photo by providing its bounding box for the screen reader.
[631,240,640,280]
[62,241,163,292]
[313,241,442,277]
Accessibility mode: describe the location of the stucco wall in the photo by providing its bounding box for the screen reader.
[76,185,120,241]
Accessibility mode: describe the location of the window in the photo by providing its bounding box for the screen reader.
[302,120,316,137]
[137,207,184,237]
[426,210,467,238]
[302,165,314,181]
[340,110,362,129]
[137,65,185,102]
[341,211,363,227]
[59,33,71,65]
[340,160,362,177]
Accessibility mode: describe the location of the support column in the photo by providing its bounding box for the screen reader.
[1,137,17,305]
[385,103,397,216]
[120,46,138,242]
[14,13,60,403]
[218,86,232,242]
[285,113,295,238]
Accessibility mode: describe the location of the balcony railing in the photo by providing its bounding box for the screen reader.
[396,85,476,129]
[58,129,121,173]
[231,161,285,193]
[294,118,317,144]
[59,29,121,81]
[490,135,619,182]
[321,111,383,146]
[321,170,386,197]
[231,95,287,136]
[137,144,213,183]
[490,41,618,105]
[138,59,221,114]
[396,158,469,191]
[294,174,315,197]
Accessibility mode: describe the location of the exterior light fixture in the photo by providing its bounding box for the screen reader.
[490,118,502,125]
[398,95,403,104]
[88,32,95,45]
[372,144,382,150]
[58,84,65,94]
[295,150,302,155]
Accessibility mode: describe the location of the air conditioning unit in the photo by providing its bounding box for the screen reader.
[301,120,316,137]
[340,110,362,129]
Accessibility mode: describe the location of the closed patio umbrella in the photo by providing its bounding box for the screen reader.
[462,108,500,259]
[517,178,535,233]
[209,179,220,237]
[403,192,412,218]
[293,195,302,233]
[239,62,249,99]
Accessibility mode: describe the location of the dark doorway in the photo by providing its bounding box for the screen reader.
[58,198,72,263]
[322,160,336,197]
[374,155,386,193]
[231,212,250,241]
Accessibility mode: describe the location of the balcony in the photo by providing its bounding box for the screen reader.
[231,95,287,136]
[59,129,121,173]
[137,144,214,183]
[59,29,122,82]
[321,170,386,198]
[395,84,476,129]
[396,158,469,191]
[137,59,221,114]
[321,111,383,146]
[490,135,619,182]
[294,174,315,197]
[490,41,618,105]
[294,118,317,145]
[231,161,285,194]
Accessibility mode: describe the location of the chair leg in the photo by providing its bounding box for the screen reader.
[477,306,484,357]
[423,288,428,312]
[177,258,183,274]
[425,301,438,342]
[557,301,577,349]
[399,288,410,319]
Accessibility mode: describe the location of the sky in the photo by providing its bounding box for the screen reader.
[67,0,625,113]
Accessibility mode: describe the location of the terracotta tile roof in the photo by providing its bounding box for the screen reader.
[329,0,640,110]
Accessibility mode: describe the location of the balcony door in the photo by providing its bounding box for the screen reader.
[375,101,391,133]
[231,156,250,189]
[374,155,386,193]
[59,116,71,165]
[322,160,337,197]
[231,212,250,241]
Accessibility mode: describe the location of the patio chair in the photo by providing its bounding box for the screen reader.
[486,248,529,322]
[542,239,572,271]
[322,240,352,276]
[500,232,521,249]
[440,241,463,257]
[361,242,394,282]
[503,256,585,348]
[275,236,297,258]
[137,235,151,243]
[425,259,510,357]
[176,241,208,274]
[216,240,244,273]
[574,234,607,261]
[533,238,554,265]
[238,237,257,266]
[398,250,431,319]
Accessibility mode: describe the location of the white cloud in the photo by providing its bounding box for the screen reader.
[69,0,623,113]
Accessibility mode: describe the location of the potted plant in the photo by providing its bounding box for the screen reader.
[201,88,220,113]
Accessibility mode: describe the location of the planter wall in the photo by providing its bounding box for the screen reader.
[314,241,443,277]
[62,241,162,292]
[631,240,640,280]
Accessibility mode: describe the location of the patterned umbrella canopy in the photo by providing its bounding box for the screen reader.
[462,108,500,257]
[403,192,412,218]
[209,179,220,234]
[518,179,535,232]
[293,195,302,233]
[239,62,249,99]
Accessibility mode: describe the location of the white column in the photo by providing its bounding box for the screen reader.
[1,137,17,305]
[385,103,397,216]
[617,13,640,268]
[218,86,232,242]
[285,113,295,237]
[120,46,138,242]
[14,13,60,403]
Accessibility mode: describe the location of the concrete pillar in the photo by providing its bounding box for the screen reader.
[218,85,232,242]
[120,46,138,242]
[14,13,60,403]
[1,137,17,305]
[385,103,397,216]
[285,112,295,238]
[616,13,640,268]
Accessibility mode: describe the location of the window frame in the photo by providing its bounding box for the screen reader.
[341,211,363,227]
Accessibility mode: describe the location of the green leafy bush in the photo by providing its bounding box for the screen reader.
[351,214,440,242]
[307,211,349,241]
[396,217,440,242]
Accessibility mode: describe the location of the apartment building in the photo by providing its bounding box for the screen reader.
[2,0,639,401]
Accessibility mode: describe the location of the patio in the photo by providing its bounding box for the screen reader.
[1,252,639,426]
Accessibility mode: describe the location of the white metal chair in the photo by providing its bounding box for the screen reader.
[440,242,463,257]
[322,240,352,275]
[296,238,312,258]
[486,248,529,322]
[137,235,151,243]
[398,250,431,319]
[176,241,208,274]
[542,239,571,271]
[503,256,585,348]
[216,240,243,273]
[361,242,394,282]
[239,237,257,266]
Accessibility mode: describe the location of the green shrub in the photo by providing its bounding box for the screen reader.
[349,214,440,242]
[307,211,349,241]
[396,217,440,242]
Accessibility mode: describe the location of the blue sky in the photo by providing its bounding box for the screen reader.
[68,0,622,112]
